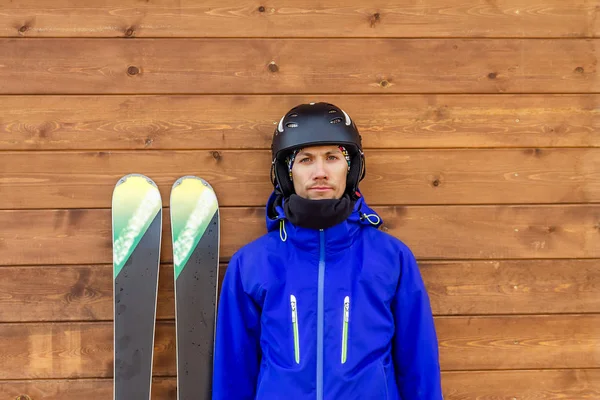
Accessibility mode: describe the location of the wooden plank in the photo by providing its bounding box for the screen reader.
[0,378,176,399]
[1,316,599,379]
[442,369,600,399]
[2,260,600,322]
[0,322,175,379]
[2,148,599,209]
[437,315,600,370]
[0,205,598,266]
[1,95,597,151]
[0,265,114,322]
[0,39,597,94]
[2,370,599,399]
[1,0,597,38]
[0,264,181,323]
[422,260,600,315]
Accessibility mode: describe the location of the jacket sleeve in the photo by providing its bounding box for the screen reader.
[212,255,262,400]
[392,246,443,399]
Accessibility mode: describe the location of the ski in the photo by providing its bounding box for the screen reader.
[112,174,162,400]
[170,176,220,400]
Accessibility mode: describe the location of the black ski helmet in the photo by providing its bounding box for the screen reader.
[270,102,366,198]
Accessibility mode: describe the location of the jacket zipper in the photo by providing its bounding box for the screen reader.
[317,229,325,400]
[290,294,300,364]
[341,296,350,364]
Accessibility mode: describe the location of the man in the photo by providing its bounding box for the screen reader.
[213,102,443,399]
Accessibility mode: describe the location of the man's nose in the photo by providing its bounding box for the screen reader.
[313,159,328,180]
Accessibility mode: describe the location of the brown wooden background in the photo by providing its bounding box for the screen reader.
[0,1,599,399]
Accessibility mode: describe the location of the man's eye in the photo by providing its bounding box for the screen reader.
[328,155,339,160]
[299,157,310,163]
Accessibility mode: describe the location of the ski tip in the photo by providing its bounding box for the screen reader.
[172,176,215,192]
[114,173,158,189]
[198,177,215,192]
[112,174,162,211]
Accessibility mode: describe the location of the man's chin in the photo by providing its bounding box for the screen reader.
[306,191,340,200]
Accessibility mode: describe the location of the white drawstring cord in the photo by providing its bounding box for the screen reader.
[362,213,381,226]
[279,219,288,242]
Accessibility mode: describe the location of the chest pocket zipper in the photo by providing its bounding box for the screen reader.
[290,295,300,364]
[341,296,350,364]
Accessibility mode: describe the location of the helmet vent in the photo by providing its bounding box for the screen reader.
[330,117,343,124]
[288,113,298,118]
[286,122,299,128]
[328,109,337,114]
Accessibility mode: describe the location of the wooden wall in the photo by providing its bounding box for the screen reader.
[0,1,599,398]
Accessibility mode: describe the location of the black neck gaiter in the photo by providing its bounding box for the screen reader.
[283,194,355,230]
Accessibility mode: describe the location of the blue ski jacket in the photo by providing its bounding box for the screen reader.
[213,191,443,400]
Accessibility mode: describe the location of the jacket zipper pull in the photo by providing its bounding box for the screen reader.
[342,296,350,364]
[290,295,300,364]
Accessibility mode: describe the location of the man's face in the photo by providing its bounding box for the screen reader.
[291,145,348,200]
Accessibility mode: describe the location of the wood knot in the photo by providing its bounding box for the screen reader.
[379,79,390,88]
[211,151,222,161]
[488,72,497,79]
[268,62,279,73]
[574,66,584,74]
[370,12,381,27]
[258,6,266,12]
[16,396,32,400]
[127,66,139,76]
[546,226,556,233]
[144,138,153,147]
[19,25,28,33]
[125,28,135,37]
[432,179,440,187]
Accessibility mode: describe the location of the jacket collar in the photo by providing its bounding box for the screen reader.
[265,190,383,255]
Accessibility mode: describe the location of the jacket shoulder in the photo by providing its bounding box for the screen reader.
[228,230,282,274]
[231,230,274,259]
[225,231,281,295]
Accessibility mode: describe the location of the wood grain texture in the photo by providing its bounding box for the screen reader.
[2,148,598,209]
[1,260,599,322]
[1,95,597,150]
[420,259,600,315]
[2,370,600,399]
[441,369,600,399]
[0,378,177,400]
[1,316,598,379]
[438,315,600,370]
[1,205,598,266]
[0,265,114,322]
[1,0,597,38]
[0,39,597,94]
[0,321,175,379]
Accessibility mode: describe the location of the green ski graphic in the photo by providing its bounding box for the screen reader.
[112,174,162,278]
